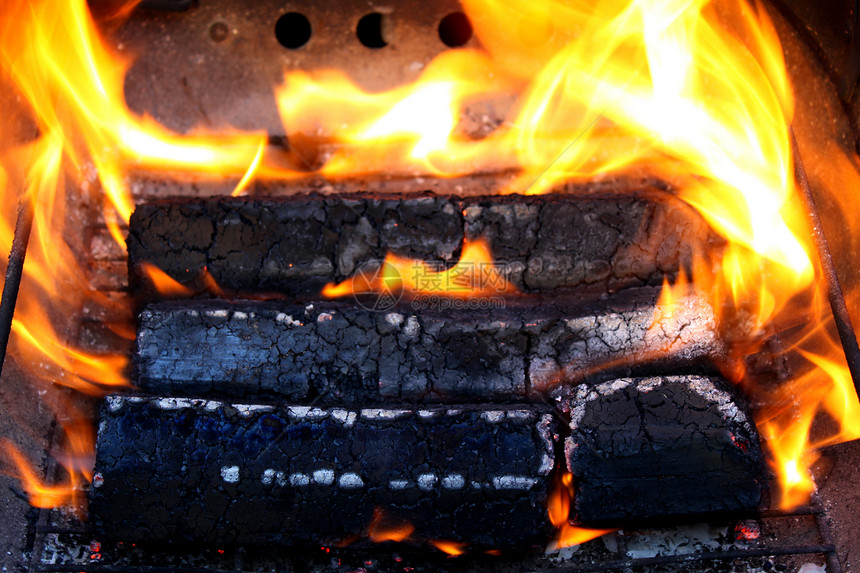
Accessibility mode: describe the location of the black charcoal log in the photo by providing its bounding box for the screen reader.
[89,398,558,548]
[126,192,715,304]
[134,287,724,402]
[561,375,767,525]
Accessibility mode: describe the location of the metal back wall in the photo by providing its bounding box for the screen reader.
[117,0,475,136]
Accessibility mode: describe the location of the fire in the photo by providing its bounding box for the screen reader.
[137,262,195,298]
[430,540,467,557]
[322,237,516,301]
[2,417,94,512]
[547,471,614,551]
[0,0,292,510]
[0,0,857,526]
[367,509,415,544]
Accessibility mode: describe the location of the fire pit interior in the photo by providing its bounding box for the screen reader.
[1,0,860,571]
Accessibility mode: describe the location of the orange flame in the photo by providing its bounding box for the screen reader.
[367,509,415,544]
[137,262,195,298]
[2,417,94,512]
[4,443,80,509]
[430,540,467,556]
[323,237,516,301]
[547,472,615,551]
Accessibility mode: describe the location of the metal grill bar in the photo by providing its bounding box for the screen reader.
[537,545,838,573]
[791,129,860,402]
[0,198,35,379]
[29,505,840,573]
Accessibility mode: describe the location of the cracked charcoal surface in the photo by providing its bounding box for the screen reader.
[560,375,767,525]
[89,398,557,548]
[134,287,724,403]
[127,192,715,304]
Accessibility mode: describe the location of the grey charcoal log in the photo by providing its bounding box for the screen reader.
[89,397,558,548]
[560,375,767,525]
[134,287,724,402]
[126,192,715,303]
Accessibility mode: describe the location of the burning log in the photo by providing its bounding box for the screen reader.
[560,375,767,525]
[133,287,723,402]
[89,398,558,548]
[126,192,714,303]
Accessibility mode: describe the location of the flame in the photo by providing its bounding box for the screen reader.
[4,443,80,509]
[367,509,415,543]
[276,51,517,177]
[547,471,615,551]
[137,262,195,298]
[430,540,467,556]
[323,237,516,301]
[0,0,295,511]
[757,345,860,507]
[2,417,94,512]
[0,0,857,519]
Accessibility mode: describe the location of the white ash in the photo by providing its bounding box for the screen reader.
[417,473,438,491]
[388,479,410,490]
[156,397,194,410]
[337,473,365,489]
[330,409,357,427]
[311,469,335,485]
[261,469,276,485]
[287,406,328,420]
[106,396,125,412]
[360,408,411,420]
[441,474,465,490]
[275,313,302,327]
[567,376,749,431]
[220,466,240,483]
[233,404,274,417]
[402,316,420,337]
[492,476,539,490]
[481,411,505,423]
[537,414,557,475]
[384,312,404,327]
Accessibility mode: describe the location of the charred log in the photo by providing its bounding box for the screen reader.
[134,287,724,402]
[89,398,558,548]
[560,375,767,525]
[126,192,715,304]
